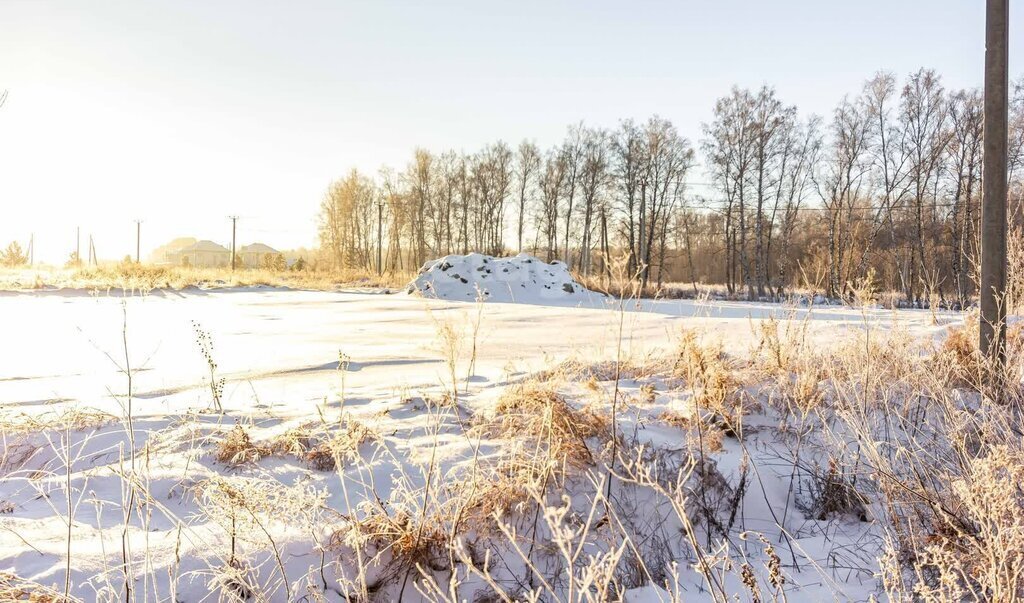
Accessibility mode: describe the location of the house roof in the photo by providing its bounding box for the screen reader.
[178,240,230,253]
[240,243,278,254]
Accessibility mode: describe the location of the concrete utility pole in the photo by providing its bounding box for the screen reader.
[75,226,80,266]
[980,0,1009,364]
[27,233,33,266]
[228,216,238,270]
[376,201,384,275]
[135,220,142,263]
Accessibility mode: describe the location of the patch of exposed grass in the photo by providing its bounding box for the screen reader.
[272,417,376,471]
[477,381,609,467]
[0,264,411,293]
[0,572,71,602]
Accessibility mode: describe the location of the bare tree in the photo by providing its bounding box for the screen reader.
[560,124,585,266]
[704,88,757,295]
[318,170,378,269]
[748,86,797,297]
[817,95,872,299]
[945,88,984,307]
[514,141,541,253]
[860,71,912,285]
[611,120,645,275]
[405,149,436,266]
[577,128,610,275]
[775,115,822,296]
[900,68,951,303]
[538,150,567,262]
[640,117,694,288]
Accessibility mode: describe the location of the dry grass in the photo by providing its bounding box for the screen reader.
[540,356,667,383]
[799,458,869,522]
[673,329,753,435]
[940,312,1024,395]
[881,444,1024,601]
[272,417,376,471]
[0,408,114,436]
[1,409,116,477]
[215,418,376,470]
[655,312,1024,601]
[477,380,610,467]
[0,264,411,293]
[214,424,272,466]
[335,504,451,571]
[0,572,72,602]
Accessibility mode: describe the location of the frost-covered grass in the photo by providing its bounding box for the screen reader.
[0,289,1020,602]
[0,264,411,293]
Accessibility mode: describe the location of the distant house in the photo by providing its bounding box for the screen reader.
[239,243,279,268]
[150,237,197,265]
[168,240,231,268]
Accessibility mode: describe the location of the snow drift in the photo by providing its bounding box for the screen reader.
[406,252,597,303]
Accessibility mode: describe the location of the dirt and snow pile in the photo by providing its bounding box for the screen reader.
[405,252,599,303]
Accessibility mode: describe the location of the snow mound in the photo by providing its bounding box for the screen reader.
[406,253,598,304]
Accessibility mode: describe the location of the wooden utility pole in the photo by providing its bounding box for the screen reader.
[376,202,384,275]
[980,0,1009,364]
[228,216,238,270]
[135,220,142,263]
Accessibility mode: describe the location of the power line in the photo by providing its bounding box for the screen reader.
[690,199,974,212]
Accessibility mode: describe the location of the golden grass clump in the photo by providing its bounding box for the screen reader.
[939,313,1024,394]
[673,329,753,435]
[341,506,449,565]
[0,572,70,602]
[215,418,376,470]
[0,409,114,436]
[752,312,811,376]
[479,381,609,467]
[673,330,730,388]
[215,424,272,467]
[273,417,375,471]
[537,357,661,383]
[771,369,824,415]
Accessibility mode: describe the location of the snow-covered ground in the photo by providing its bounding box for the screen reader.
[0,288,960,601]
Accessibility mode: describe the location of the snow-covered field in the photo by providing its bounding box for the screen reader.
[0,287,961,602]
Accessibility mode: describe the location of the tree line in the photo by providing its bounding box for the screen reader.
[318,68,1024,305]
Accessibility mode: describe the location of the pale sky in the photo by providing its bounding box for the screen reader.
[1,0,1021,264]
